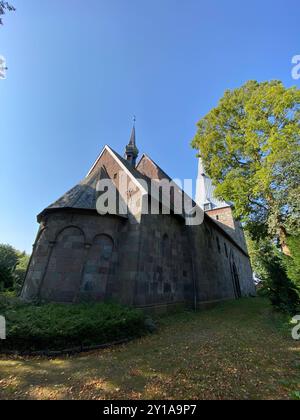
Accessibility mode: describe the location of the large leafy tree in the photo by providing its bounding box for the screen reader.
[0,1,15,25]
[192,80,300,249]
[0,244,30,292]
[14,251,30,293]
[0,244,18,289]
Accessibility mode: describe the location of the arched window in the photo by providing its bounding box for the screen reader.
[216,236,221,253]
[204,225,212,249]
[224,242,228,257]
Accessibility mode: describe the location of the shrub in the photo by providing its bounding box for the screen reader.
[284,235,300,289]
[14,252,30,293]
[0,244,30,293]
[247,236,300,314]
[0,297,150,352]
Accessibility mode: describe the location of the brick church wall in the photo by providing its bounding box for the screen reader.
[190,217,255,307]
[22,147,255,311]
[133,213,194,309]
[22,211,140,304]
[206,207,248,254]
[22,207,255,309]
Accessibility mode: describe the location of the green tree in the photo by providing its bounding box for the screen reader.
[0,244,18,290]
[192,81,300,312]
[0,244,30,292]
[285,235,300,287]
[14,251,30,293]
[192,80,300,248]
[0,1,15,24]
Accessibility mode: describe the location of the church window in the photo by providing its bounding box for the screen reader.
[224,242,228,257]
[216,236,221,253]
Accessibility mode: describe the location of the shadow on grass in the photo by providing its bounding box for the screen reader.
[0,298,299,400]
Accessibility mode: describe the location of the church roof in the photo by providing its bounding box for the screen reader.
[37,147,133,222]
[38,142,248,256]
[129,124,136,146]
[41,167,106,211]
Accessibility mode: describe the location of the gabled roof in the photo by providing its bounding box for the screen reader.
[137,154,249,256]
[38,144,248,256]
[87,145,148,194]
[37,147,136,221]
[137,152,199,208]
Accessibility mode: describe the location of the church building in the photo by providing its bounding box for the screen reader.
[21,124,255,311]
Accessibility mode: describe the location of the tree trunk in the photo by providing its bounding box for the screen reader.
[279,226,291,257]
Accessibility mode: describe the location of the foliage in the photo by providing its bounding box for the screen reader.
[0,291,24,312]
[291,391,300,400]
[192,80,300,312]
[14,252,30,293]
[0,244,19,290]
[0,244,30,293]
[246,235,300,314]
[0,1,15,24]
[284,235,300,288]
[0,297,150,352]
[192,80,300,243]
[0,298,299,400]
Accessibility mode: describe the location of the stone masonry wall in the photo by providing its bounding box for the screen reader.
[206,207,248,254]
[191,217,255,306]
[133,213,194,308]
[22,211,140,304]
[22,209,255,308]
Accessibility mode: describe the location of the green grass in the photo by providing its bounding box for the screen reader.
[0,297,148,352]
[0,297,299,400]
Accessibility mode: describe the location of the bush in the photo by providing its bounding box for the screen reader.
[0,296,150,352]
[285,235,300,288]
[0,244,30,293]
[0,244,19,290]
[14,252,30,294]
[263,253,300,314]
[0,291,24,312]
[247,236,300,314]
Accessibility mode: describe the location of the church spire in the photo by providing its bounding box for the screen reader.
[125,116,139,167]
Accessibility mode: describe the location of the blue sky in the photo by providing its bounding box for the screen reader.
[0,0,299,253]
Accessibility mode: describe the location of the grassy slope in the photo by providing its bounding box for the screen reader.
[0,297,299,400]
